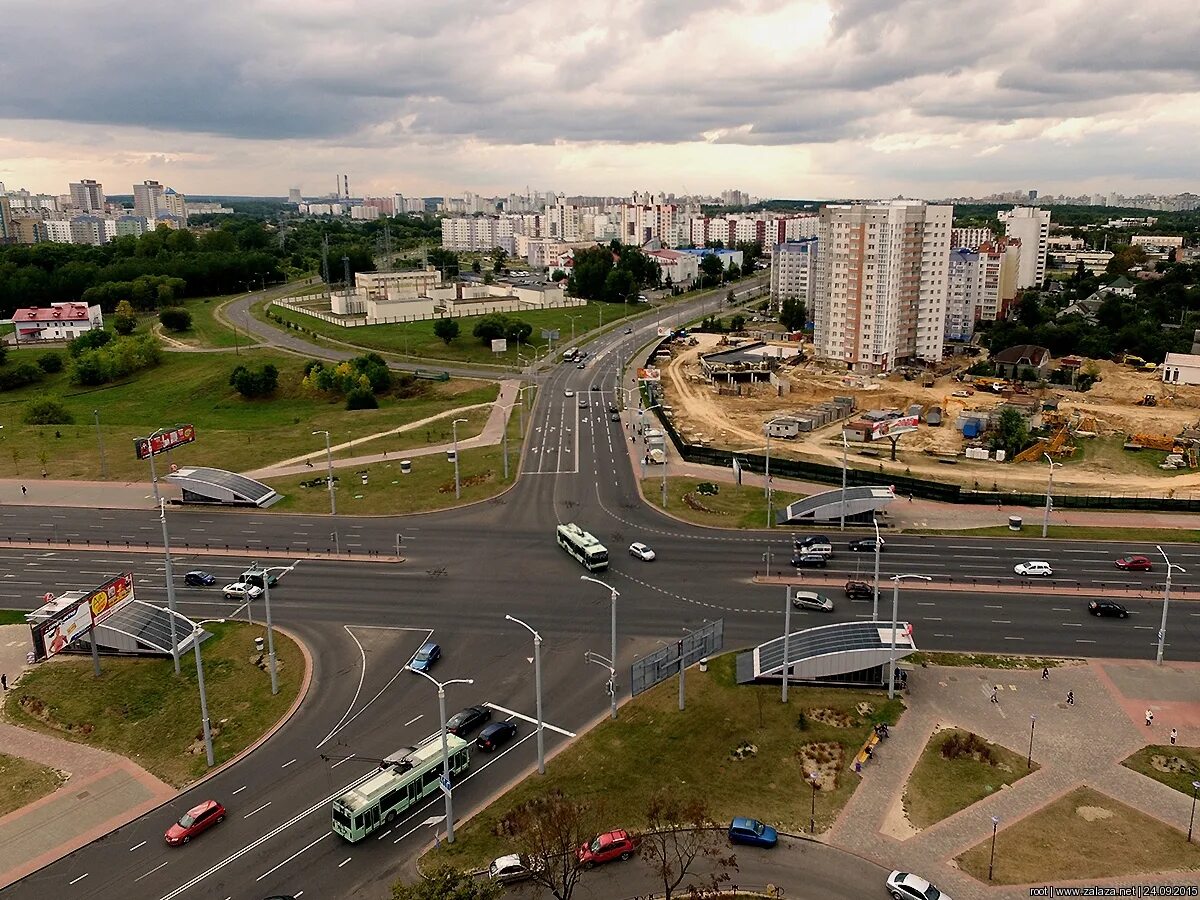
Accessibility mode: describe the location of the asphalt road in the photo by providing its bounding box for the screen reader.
[3,279,1195,900]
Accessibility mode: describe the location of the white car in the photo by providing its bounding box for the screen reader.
[223,582,264,600]
[629,542,656,561]
[564,389,574,398]
[886,870,951,900]
[488,853,541,883]
[1014,561,1053,577]
[791,590,834,612]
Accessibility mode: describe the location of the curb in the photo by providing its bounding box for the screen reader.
[750,574,1200,602]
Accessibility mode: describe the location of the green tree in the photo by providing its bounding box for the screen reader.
[1015,293,1044,327]
[112,299,138,335]
[699,253,725,286]
[36,352,63,373]
[433,318,460,345]
[493,248,508,273]
[159,307,193,332]
[428,248,460,279]
[504,319,533,344]
[780,297,807,331]
[473,313,509,344]
[229,363,279,398]
[471,259,482,274]
[567,246,615,300]
[990,407,1030,459]
[23,395,74,425]
[68,329,113,357]
[345,387,378,410]
[0,341,6,366]
[729,314,747,331]
[390,866,502,900]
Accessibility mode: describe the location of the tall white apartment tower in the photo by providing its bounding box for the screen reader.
[69,179,106,212]
[133,180,165,218]
[813,200,952,373]
[997,206,1050,289]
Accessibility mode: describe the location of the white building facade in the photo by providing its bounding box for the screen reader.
[769,238,818,313]
[998,206,1051,288]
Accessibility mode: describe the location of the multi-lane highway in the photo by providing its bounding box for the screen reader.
[5,283,1200,899]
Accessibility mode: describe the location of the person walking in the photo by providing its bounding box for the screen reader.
[1066,690,1075,706]
[1042,667,1049,681]
[1,673,7,690]
[990,686,999,704]
[1171,728,1179,746]
[20,485,27,497]
[1146,709,1154,727]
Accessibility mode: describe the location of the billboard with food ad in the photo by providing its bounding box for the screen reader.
[134,424,196,460]
[87,572,135,625]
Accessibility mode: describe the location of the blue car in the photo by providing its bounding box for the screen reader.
[184,571,215,587]
[728,817,778,848]
[409,641,441,672]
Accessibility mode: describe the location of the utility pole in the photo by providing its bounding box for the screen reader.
[158,500,181,675]
[782,584,792,703]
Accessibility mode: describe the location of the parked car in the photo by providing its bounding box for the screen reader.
[727,817,778,848]
[446,705,491,736]
[791,590,834,612]
[1014,561,1053,577]
[629,542,656,561]
[1115,555,1152,571]
[848,538,883,552]
[409,641,441,672]
[476,721,518,752]
[1089,599,1129,618]
[241,570,279,590]
[845,580,874,600]
[790,553,828,569]
[222,582,263,601]
[610,410,621,421]
[184,571,215,587]
[165,799,225,845]
[577,829,637,867]
[794,535,833,556]
[487,853,541,883]
[886,870,952,900]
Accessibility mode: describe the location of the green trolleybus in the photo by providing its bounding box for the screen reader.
[556,523,609,571]
[331,733,470,842]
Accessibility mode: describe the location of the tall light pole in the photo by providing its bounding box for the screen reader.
[809,772,819,833]
[840,432,849,532]
[763,417,790,528]
[498,405,513,481]
[1156,544,1186,665]
[506,614,545,774]
[451,417,467,499]
[1027,714,1037,770]
[566,314,581,343]
[580,575,619,720]
[190,618,226,768]
[1189,780,1200,843]
[407,669,473,843]
[889,574,931,699]
[247,561,294,695]
[988,815,1000,881]
[1042,452,1062,538]
[871,515,884,621]
[158,499,181,675]
[93,410,107,480]
[782,584,793,703]
[312,430,337,552]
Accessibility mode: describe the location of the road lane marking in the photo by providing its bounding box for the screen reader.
[404,714,423,727]
[255,832,332,882]
[1062,623,1082,627]
[338,857,352,868]
[135,862,169,882]
[330,755,356,769]
[991,620,1012,624]
[483,702,576,737]
[130,840,146,851]
[244,801,272,818]
[281,758,296,768]
[232,785,247,794]
[69,874,88,885]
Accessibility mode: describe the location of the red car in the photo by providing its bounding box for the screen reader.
[1115,555,1152,571]
[165,799,226,845]
[577,829,637,867]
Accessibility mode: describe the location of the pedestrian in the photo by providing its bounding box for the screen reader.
[1042,667,1049,681]
[1066,690,1075,706]
[1171,728,1179,746]
[1,673,6,690]
[908,493,913,503]
[990,686,999,704]
[1146,709,1154,727]
[20,485,27,497]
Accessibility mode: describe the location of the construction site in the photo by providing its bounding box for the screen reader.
[655,332,1200,496]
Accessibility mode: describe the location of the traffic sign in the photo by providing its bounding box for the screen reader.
[439,775,452,796]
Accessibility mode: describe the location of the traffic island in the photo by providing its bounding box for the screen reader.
[2,621,305,787]
[1123,745,1200,797]
[954,785,1200,884]
[637,477,803,529]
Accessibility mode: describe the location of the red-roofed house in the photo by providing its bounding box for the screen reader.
[11,302,104,344]
[644,248,699,287]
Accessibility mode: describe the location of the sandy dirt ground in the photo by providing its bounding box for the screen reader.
[658,336,1200,495]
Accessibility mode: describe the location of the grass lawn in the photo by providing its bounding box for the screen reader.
[1123,745,1200,797]
[146,295,245,349]
[956,785,1200,883]
[267,402,523,516]
[2,621,303,787]
[0,348,498,481]
[426,652,903,871]
[1062,434,1174,478]
[639,477,804,530]
[267,299,643,366]
[903,728,1036,829]
[905,651,1077,670]
[0,609,28,625]
[326,405,491,461]
[912,524,1200,544]
[0,752,66,817]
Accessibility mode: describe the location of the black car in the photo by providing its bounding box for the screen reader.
[1089,599,1129,618]
[446,705,492,736]
[609,411,621,422]
[476,721,518,752]
[241,571,279,590]
[848,538,882,552]
[184,571,215,587]
[790,553,827,569]
[845,580,873,600]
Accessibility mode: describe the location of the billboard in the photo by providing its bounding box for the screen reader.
[637,367,661,383]
[491,338,508,353]
[134,424,196,460]
[37,599,93,659]
[87,572,135,625]
[871,415,919,439]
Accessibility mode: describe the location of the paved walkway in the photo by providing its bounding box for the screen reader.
[826,658,1200,899]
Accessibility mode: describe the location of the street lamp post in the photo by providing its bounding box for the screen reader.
[1156,545,1186,665]
[408,669,473,843]
[782,584,793,703]
[1027,714,1037,770]
[312,430,338,553]
[871,515,884,621]
[505,615,545,774]
[988,816,1000,880]
[809,772,819,833]
[566,314,581,343]
[763,418,790,528]
[580,575,619,720]
[889,574,931,699]
[190,618,226,768]
[840,432,848,531]
[247,561,294,695]
[499,405,512,481]
[158,499,181,675]
[451,418,467,499]
[1041,453,1062,538]
[1189,781,1200,843]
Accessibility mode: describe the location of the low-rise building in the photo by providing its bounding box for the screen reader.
[992,344,1051,380]
[645,248,699,287]
[12,302,104,343]
[1162,352,1200,386]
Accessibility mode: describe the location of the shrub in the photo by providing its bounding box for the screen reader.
[23,395,74,425]
[36,352,63,374]
[158,307,192,332]
[229,363,279,398]
[433,318,459,345]
[0,362,43,391]
[940,730,994,764]
[68,329,112,357]
[345,387,378,410]
[0,342,6,365]
[69,334,162,386]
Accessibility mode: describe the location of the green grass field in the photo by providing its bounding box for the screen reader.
[0,752,66,817]
[2,621,303,786]
[1123,745,1200,797]
[426,653,903,870]
[0,609,28,625]
[639,477,804,530]
[1062,435,1175,478]
[905,651,1076,670]
[146,295,245,349]
[0,347,498,481]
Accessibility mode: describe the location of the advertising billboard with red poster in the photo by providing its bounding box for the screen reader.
[133,424,196,460]
[86,572,136,625]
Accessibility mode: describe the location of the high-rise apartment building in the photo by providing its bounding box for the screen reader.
[548,196,582,242]
[133,180,165,217]
[769,238,818,314]
[440,216,516,254]
[620,192,680,246]
[691,213,818,249]
[950,226,993,249]
[288,187,303,204]
[0,195,12,243]
[69,179,105,212]
[944,238,1022,342]
[162,187,187,220]
[997,206,1050,289]
[812,200,952,372]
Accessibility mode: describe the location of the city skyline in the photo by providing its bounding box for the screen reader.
[1,0,1197,198]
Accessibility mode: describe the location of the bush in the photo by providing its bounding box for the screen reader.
[345,387,378,410]
[68,329,113,357]
[229,363,279,398]
[433,318,459,345]
[36,352,63,374]
[22,395,74,425]
[158,307,192,332]
[940,730,994,764]
[69,334,162,386]
[0,362,43,391]
[112,314,137,336]
[0,342,6,366]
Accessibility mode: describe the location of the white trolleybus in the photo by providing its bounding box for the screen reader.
[331,733,470,842]
[556,522,609,571]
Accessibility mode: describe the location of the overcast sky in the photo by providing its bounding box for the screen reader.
[2,0,1197,200]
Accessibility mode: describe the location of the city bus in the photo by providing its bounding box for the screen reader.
[331,733,470,842]
[556,523,609,571]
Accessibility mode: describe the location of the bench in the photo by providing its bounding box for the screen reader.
[853,732,881,770]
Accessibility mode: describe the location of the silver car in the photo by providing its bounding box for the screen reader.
[791,590,833,612]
